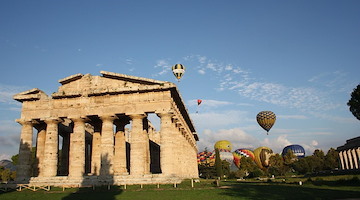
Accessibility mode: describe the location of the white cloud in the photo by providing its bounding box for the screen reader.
[0,154,11,160]
[0,84,28,105]
[153,59,170,76]
[187,99,233,107]
[277,115,307,119]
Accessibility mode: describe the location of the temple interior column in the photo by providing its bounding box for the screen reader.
[100,115,116,176]
[43,118,61,177]
[69,117,86,177]
[91,122,101,175]
[129,114,148,176]
[158,113,174,176]
[34,123,46,177]
[114,119,129,175]
[15,119,34,181]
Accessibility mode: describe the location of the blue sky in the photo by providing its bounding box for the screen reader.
[0,0,359,160]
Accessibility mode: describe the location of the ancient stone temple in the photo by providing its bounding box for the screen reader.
[13,71,199,186]
[337,136,360,170]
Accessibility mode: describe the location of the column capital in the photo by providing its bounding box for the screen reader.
[156,112,174,119]
[129,113,147,120]
[44,118,62,124]
[15,119,33,126]
[69,116,89,123]
[99,115,118,122]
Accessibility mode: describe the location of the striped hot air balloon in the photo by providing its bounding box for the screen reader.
[171,64,185,81]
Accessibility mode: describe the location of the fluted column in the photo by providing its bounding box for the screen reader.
[69,117,86,177]
[91,122,102,175]
[158,113,175,176]
[343,151,349,169]
[114,119,129,175]
[339,151,345,170]
[351,149,358,169]
[15,119,34,181]
[129,114,148,176]
[347,149,354,169]
[34,123,46,177]
[43,118,61,177]
[100,115,116,176]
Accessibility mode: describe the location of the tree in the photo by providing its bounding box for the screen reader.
[324,148,339,170]
[214,148,223,178]
[347,84,360,120]
[268,154,287,176]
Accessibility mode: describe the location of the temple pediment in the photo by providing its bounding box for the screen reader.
[52,71,176,98]
[13,88,48,102]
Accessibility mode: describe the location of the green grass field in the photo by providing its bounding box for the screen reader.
[1,175,359,200]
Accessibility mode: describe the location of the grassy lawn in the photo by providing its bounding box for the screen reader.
[1,176,359,200]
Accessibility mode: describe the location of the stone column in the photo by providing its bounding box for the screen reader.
[69,117,86,177]
[338,151,345,170]
[15,119,34,181]
[43,118,61,177]
[158,113,174,176]
[34,123,46,177]
[100,115,116,176]
[114,119,129,175]
[343,151,349,169]
[351,149,358,169]
[347,149,354,169]
[91,122,102,175]
[129,114,149,176]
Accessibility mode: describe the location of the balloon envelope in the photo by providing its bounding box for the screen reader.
[256,111,276,133]
[254,146,273,169]
[172,64,185,80]
[282,144,305,158]
[233,149,255,168]
[214,140,232,151]
[197,99,202,105]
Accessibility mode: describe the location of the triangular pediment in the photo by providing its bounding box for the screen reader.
[13,88,48,102]
[52,71,175,98]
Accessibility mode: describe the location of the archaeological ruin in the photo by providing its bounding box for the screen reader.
[13,71,199,187]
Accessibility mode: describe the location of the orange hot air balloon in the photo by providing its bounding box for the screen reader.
[197,99,202,105]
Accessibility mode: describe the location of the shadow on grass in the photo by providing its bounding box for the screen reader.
[219,182,360,200]
[62,186,123,200]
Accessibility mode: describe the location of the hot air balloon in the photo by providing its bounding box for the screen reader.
[254,146,273,170]
[214,140,232,151]
[214,140,233,163]
[256,111,276,134]
[172,64,185,81]
[197,151,215,165]
[282,144,305,158]
[197,99,202,105]
[233,149,255,168]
